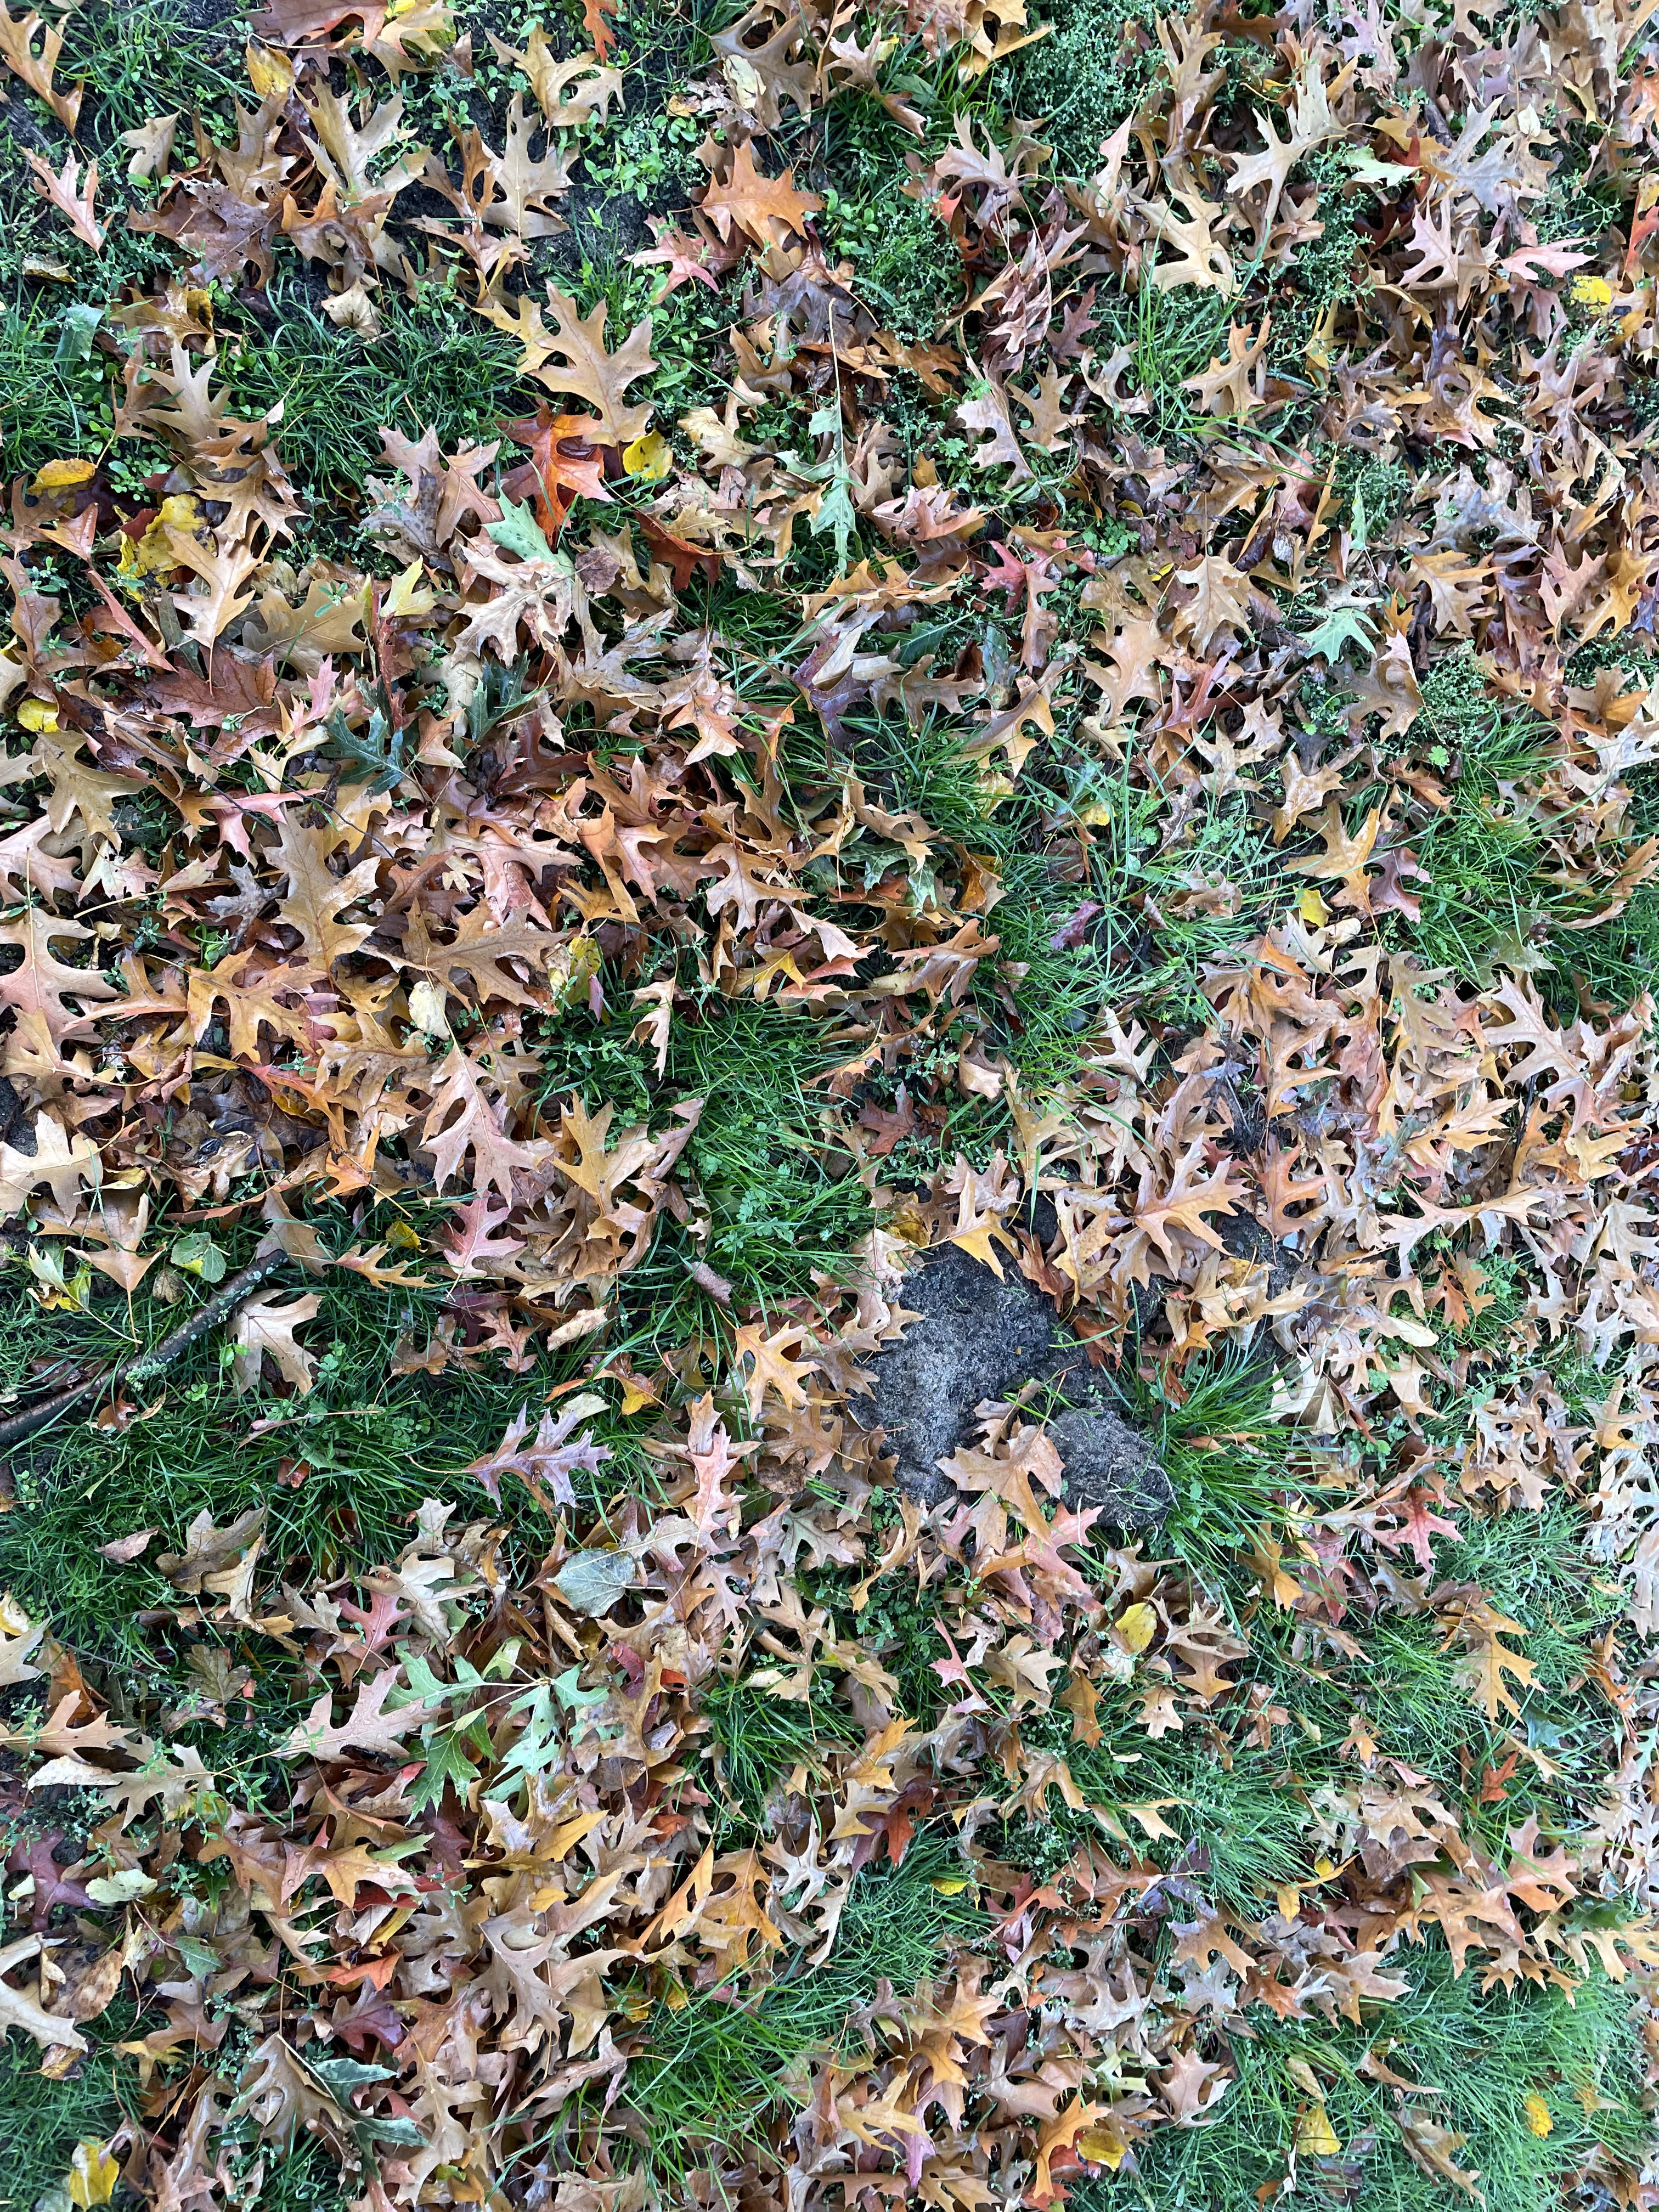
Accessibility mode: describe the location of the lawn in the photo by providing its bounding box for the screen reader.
[0,0,1656,2208]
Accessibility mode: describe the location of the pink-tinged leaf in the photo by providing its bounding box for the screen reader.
[466,1393,610,1508]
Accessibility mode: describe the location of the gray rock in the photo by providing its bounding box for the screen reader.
[851,1241,1172,1527]
[1043,1404,1172,1526]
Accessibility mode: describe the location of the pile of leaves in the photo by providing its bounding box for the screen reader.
[4,0,1659,2204]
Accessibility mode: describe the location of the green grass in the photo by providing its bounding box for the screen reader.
[0,301,115,481]
[0,1996,138,2212]
[219,280,531,516]
[561,1839,986,2185]
[1120,1352,1297,1581]
[0,1203,650,1655]
[821,184,963,342]
[59,0,246,148]
[701,1674,864,1830]
[1362,648,1659,1009]
[535,993,876,1346]
[1083,1946,1646,2212]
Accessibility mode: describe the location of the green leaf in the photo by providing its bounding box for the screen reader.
[171,1232,227,1284]
[485,495,557,564]
[808,465,859,578]
[352,2115,428,2152]
[55,302,102,365]
[304,2055,397,2105]
[173,1931,220,1979]
[407,1709,493,1813]
[551,1665,608,1714]
[483,1681,566,1802]
[1299,602,1376,663]
[321,698,409,797]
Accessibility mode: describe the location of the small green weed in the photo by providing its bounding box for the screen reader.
[1009,0,1168,177]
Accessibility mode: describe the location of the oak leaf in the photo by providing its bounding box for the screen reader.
[230,1292,323,1397]
[1396,2115,1480,2198]
[699,138,823,249]
[0,4,80,131]
[501,404,610,532]
[733,1322,820,1418]
[1173,555,1251,652]
[275,818,382,968]
[0,1111,102,1216]
[420,1046,551,1198]
[505,287,657,447]
[1131,1146,1246,1271]
[26,151,101,250]
[279,1668,441,1761]
[0,1934,87,2053]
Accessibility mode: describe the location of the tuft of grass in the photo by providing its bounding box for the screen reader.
[634,995,874,1327]
[701,1674,864,1831]
[0,302,114,481]
[577,1840,986,2185]
[1371,647,1659,1011]
[0,1996,138,2212]
[1119,1352,1296,1581]
[219,281,529,516]
[59,0,246,148]
[1083,1945,1647,2212]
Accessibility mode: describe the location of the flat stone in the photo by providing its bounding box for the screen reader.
[852,1242,1172,1527]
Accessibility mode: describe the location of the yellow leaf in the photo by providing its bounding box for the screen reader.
[547,1808,607,1859]
[1523,2092,1552,2138]
[1571,273,1612,309]
[932,1877,968,1895]
[1114,1601,1157,1654]
[67,2142,120,2209]
[888,1196,929,1246]
[948,1221,1008,1276]
[1296,2104,1340,2157]
[1122,1798,1183,1838]
[16,698,58,732]
[119,493,203,580]
[622,429,672,481]
[32,456,95,492]
[1077,2121,1130,2170]
[383,557,435,620]
[1297,885,1329,926]
[244,38,295,98]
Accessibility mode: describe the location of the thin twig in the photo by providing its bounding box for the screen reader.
[0,1251,292,1456]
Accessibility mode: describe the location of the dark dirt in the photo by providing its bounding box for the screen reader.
[852,1242,1173,1527]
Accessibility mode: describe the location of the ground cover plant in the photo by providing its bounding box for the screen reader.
[1,0,1659,2206]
